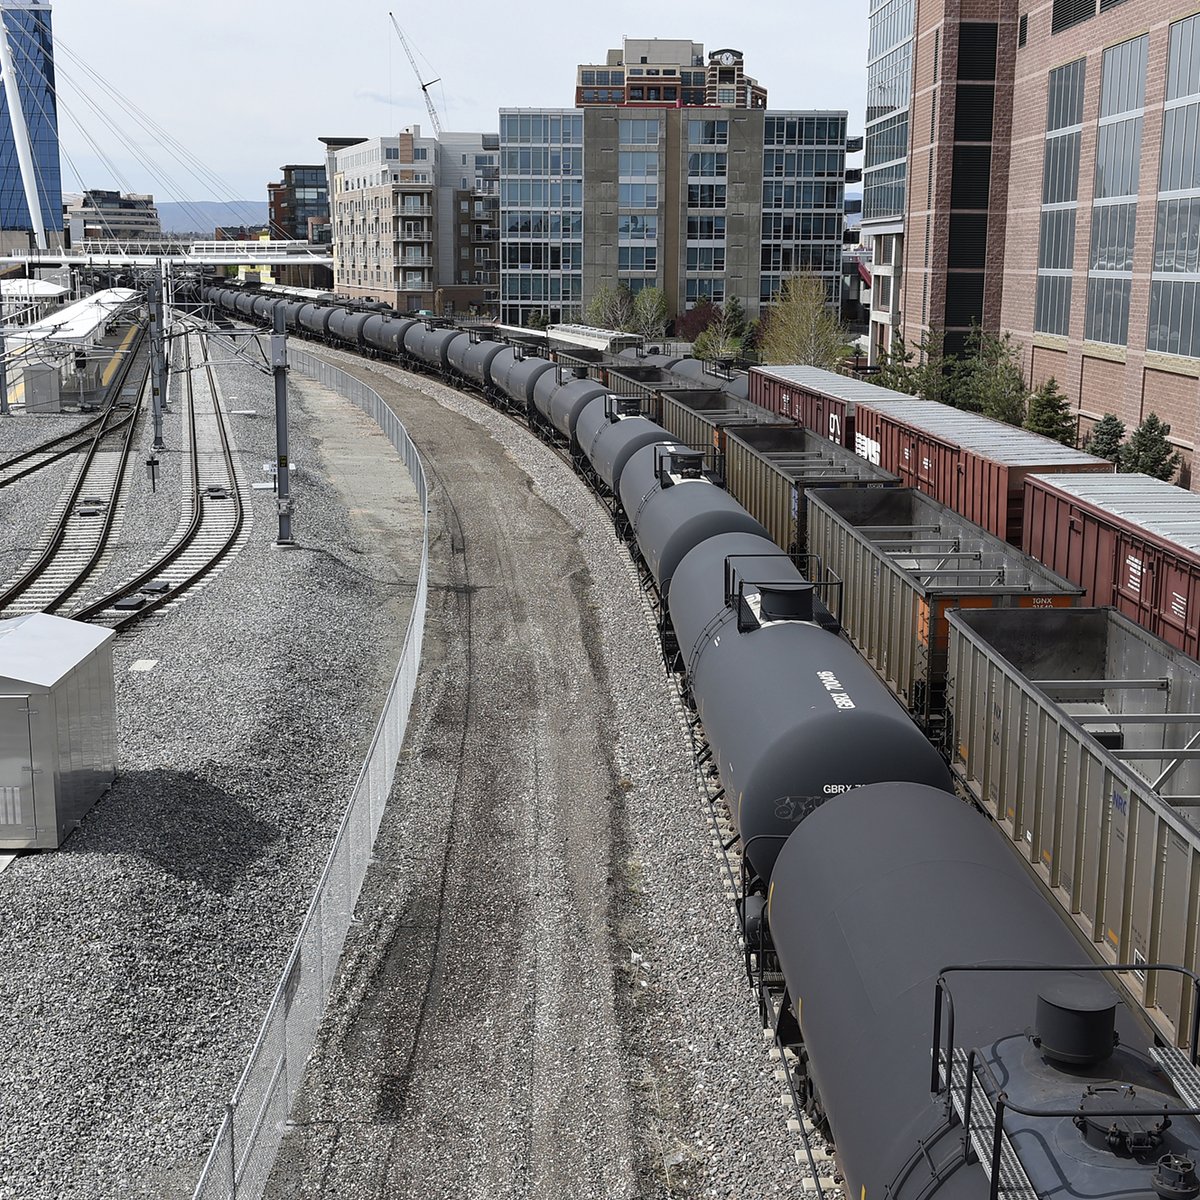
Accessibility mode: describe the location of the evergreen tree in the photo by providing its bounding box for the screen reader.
[1024,376,1076,446]
[723,294,748,342]
[760,274,848,369]
[873,332,920,395]
[951,325,1028,424]
[1082,413,1126,463]
[525,309,549,331]
[1122,412,1183,481]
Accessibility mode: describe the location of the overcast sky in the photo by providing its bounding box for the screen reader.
[46,1,867,205]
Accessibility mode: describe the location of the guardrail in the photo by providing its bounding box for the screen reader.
[193,348,429,1199]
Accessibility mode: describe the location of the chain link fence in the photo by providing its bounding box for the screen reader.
[193,349,429,1199]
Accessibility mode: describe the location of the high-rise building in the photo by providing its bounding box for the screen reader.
[64,190,162,245]
[268,165,328,242]
[878,0,1200,484]
[329,126,499,315]
[499,41,846,327]
[0,0,62,253]
[862,0,914,363]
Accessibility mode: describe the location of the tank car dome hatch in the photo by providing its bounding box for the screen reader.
[577,397,672,494]
[618,442,771,593]
[1074,1084,1168,1155]
[1035,976,1119,1066]
[1154,1155,1200,1200]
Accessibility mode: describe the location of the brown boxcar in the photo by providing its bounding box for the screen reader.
[723,425,899,554]
[852,398,1112,544]
[806,486,1082,729]
[747,364,916,447]
[1023,473,1200,657]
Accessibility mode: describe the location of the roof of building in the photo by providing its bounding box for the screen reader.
[1,279,67,298]
[0,613,114,690]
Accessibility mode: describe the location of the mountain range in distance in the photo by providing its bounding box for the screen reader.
[155,201,269,235]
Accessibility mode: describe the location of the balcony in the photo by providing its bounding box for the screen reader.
[400,255,433,267]
[398,228,433,242]
[397,204,433,217]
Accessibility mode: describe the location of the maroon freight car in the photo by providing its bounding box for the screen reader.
[1023,473,1200,656]
[746,364,914,448]
[851,398,1112,544]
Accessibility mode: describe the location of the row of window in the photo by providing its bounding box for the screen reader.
[500,148,581,176]
[501,244,582,270]
[762,245,841,272]
[502,212,583,237]
[761,273,840,304]
[763,149,844,177]
[580,70,625,86]
[500,180,584,206]
[499,113,584,145]
[500,274,583,300]
[763,181,845,209]
[764,116,846,147]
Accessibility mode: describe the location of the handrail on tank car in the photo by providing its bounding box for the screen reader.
[931,962,1200,1192]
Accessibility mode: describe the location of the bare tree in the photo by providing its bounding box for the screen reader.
[584,284,633,330]
[759,275,848,369]
[629,287,668,341]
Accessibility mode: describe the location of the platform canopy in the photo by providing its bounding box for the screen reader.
[7,287,139,348]
[1,279,67,299]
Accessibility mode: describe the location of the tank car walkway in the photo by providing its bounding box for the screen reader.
[268,363,639,1198]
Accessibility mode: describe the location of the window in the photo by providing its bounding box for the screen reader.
[687,152,727,178]
[618,183,658,207]
[413,147,428,160]
[1151,14,1200,357]
[619,119,660,145]
[1085,35,1146,345]
[688,119,729,145]
[687,216,726,239]
[1035,58,1085,336]
[618,246,658,271]
[686,278,724,304]
[686,246,725,271]
[717,87,736,104]
[687,183,726,208]
[619,151,659,178]
[618,214,657,239]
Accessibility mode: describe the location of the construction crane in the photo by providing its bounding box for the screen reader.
[388,13,444,136]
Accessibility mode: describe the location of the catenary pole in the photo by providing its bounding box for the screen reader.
[272,305,293,544]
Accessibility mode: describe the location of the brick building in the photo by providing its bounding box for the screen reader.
[873,0,1200,485]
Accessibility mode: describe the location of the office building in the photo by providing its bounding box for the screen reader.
[64,190,162,245]
[329,126,499,315]
[499,40,846,327]
[0,0,62,254]
[268,165,328,242]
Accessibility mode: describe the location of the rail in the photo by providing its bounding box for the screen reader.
[192,349,430,1200]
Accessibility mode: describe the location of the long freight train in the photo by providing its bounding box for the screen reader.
[199,282,1200,1200]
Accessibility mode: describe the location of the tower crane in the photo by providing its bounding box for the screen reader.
[388,13,444,136]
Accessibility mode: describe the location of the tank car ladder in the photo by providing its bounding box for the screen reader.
[937,1049,1038,1200]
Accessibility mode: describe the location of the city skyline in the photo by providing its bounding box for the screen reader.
[46,1,867,202]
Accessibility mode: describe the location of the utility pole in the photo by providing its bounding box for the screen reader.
[148,264,165,449]
[272,305,294,545]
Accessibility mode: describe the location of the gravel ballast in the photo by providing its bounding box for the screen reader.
[1,333,818,1200]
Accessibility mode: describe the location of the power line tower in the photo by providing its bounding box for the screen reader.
[388,13,444,135]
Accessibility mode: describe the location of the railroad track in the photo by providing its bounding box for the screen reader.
[0,322,147,489]
[72,325,252,629]
[0,337,152,617]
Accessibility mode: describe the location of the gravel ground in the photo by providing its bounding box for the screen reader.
[0,341,421,1198]
[270,349,813,1199]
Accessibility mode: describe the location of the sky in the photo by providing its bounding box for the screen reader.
[46,0,868,204]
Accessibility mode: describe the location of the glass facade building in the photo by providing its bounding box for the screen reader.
[863,0,913,224]
[498,110,584,325]
[0,0,61,237]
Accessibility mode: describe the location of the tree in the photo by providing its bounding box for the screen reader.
[584,283,633,331]
[873,332,920,395]
[722,294,748,343]
[1122,412,1183,481]
[950,325,1028,424]
[1082,413,1126,463]
[675,298,718,343]
[1024,376,1076,446]
[693,303,743,361]
[525,309,549,331]
[629,286,669,341]
[759,274,848,369]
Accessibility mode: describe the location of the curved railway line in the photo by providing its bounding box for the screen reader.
[0,331,151,617]
[73,325,252,629]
